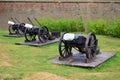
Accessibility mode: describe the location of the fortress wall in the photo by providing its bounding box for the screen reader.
[0,0,120,29]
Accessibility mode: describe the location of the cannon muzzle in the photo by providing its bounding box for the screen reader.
[25,23,33,28]
[8,21,15,25]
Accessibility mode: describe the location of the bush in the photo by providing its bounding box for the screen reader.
[87,19,106,35]
[87,18,120,38]
[34,17,85,32]
[34,17,120,38]
[111,19,120,38]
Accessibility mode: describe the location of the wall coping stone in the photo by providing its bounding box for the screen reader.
[0,0,120,3]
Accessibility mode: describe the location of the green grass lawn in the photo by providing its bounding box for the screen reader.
[0,30,120,80]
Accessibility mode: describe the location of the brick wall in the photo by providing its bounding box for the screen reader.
[0,0,120,30]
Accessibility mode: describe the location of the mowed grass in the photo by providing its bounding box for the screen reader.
[0,30,120,80]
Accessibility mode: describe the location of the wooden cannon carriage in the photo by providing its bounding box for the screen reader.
[24,18,55,43]
[58,32,100,63]
[8,18,26,35]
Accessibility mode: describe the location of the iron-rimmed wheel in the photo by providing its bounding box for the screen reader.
[85,32,98,62]
[17,23,25,35]
[24,28,36,42]
[9,25,18,34]
[38,26,49,43]
[59,32,72,58]
[43,26,51,39]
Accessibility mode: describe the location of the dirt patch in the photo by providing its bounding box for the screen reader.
[102,47,120,52]
[70,72,120,80]
[23,72,71,80]
[79,72,112,77]
[0,44,11,67]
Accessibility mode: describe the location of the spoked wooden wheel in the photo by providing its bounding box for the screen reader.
[17,23,25,35]
[38,26,50,43]
[43,26,51,39]
[59,32,72,58]
[9,25,18,34]
[24,28,36,41]
[85,32,98,62]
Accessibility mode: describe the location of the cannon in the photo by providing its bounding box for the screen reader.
[24,17,54,43]
[8,17,26,35]
[58,32,100,63]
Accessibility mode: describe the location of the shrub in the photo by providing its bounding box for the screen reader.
[111,19,120,38]
[76,16,85,32]
[33,17,85,32]
[34,17,120,38]
[87,19,106,35]
[87,18,120,38]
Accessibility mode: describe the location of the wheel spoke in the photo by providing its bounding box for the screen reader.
[61,48,65,53]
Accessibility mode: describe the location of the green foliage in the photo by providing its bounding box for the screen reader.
[34,17,120,38]
[87,19,106,35]
[87,18,120,38]
[111,19,120,37]
[34,17,85,32]
[87,20,96,33]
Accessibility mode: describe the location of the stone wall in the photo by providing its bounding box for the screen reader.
[0,0,120,30]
